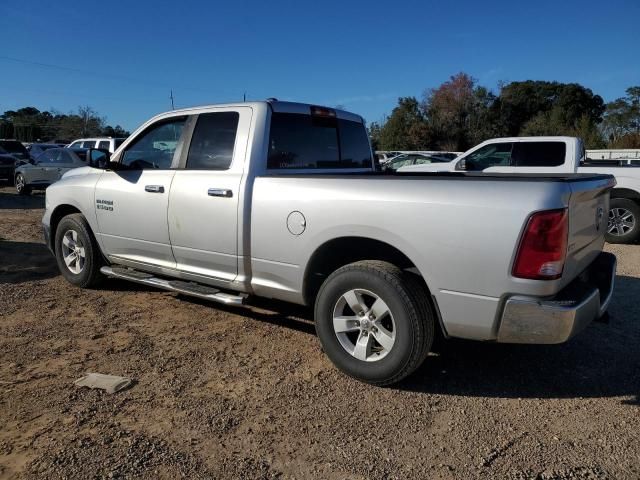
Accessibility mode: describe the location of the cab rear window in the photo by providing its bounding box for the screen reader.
[512,142,566,167]
[267,112,372,170]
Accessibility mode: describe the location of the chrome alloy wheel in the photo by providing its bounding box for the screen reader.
[608,207,635,236]
[15,174,25,192]
[61,229,86,274]
[332,288,396,362]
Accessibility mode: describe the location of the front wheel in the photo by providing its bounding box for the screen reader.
[15,173,31,195]
[606,198,640,244]
[314,260,434,386]
[54,214,104,288]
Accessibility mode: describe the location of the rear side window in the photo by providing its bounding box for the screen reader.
[49,150,68,164]
[82,141,96,148]
[512,142,566,167]
[268,112,372,170]
[186,112,239,170]
[98,140,110,150]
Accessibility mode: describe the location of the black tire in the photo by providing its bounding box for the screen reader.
[314,260,434,386]
[15,173,31,195]
[54,214,104,288]
[606,198,640,244]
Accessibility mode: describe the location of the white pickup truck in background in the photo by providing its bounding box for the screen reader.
[400,136,640,244]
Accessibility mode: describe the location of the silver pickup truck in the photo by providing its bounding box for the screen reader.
[43,100,617,385]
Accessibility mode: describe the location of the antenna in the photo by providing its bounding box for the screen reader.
[170,90,175,110]
[243,92,246,102]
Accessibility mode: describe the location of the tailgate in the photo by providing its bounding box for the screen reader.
[562,175,615,285]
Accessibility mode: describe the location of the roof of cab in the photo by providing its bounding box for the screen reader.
[152,100,364,124]
[480,136,579,143]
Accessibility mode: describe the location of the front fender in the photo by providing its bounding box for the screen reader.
[44,171,103,249]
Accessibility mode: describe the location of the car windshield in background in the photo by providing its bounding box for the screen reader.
[435,152,458,160]
[267,112,372,169]
[69,148,89,162]
[29,144,60,156]
[385,154,447,170]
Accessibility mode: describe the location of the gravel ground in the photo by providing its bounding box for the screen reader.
[0,185,638,479]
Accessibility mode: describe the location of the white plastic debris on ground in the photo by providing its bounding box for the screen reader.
[74,373,133,394]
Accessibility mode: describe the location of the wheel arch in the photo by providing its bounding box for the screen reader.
[49,204,83,250]
[610,187,640,202]
[302,237,443,336]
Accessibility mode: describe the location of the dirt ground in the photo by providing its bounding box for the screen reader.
[0,185,638,480]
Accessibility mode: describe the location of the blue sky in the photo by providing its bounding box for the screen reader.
[1,0,638,131]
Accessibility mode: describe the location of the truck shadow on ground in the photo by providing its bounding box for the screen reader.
[399,274,640,405]
[181,276,639,405]
[0,191,45,210]
[179,295,317,336]
[0,239,59,283]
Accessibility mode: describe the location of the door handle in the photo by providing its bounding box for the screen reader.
[208,188,233,198]
[145,185,164,193]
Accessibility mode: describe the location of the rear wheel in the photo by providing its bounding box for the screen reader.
[54,214,104,287]
[15,174,31,195]
[314,260,434,386]
[606,198,640,244]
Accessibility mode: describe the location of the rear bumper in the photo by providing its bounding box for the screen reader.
[497,252,616,344]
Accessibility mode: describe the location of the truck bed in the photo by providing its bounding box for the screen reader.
[264,171,614,183]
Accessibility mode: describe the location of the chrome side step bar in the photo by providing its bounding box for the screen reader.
[100,266,246,306]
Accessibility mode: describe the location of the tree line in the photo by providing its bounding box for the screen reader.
[369,73,640,151]
[0,106,130,143]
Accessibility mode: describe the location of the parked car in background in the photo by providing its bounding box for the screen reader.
[0,140,31,184]
[15,148,87,194]
[383,153,451,171]
[399,136,640,244]
[0,139,30,162]
[26,143,62,159]
[0,148,18,183]
[586,149,640,161]
[67,137,126,153]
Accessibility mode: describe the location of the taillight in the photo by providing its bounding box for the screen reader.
[512,209,568,280]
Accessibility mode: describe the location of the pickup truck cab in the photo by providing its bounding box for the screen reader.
[400,136,640,244]
[43,102,616,385]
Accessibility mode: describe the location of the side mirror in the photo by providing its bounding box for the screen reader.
[87,148,111,169]
[455,158,467,171]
